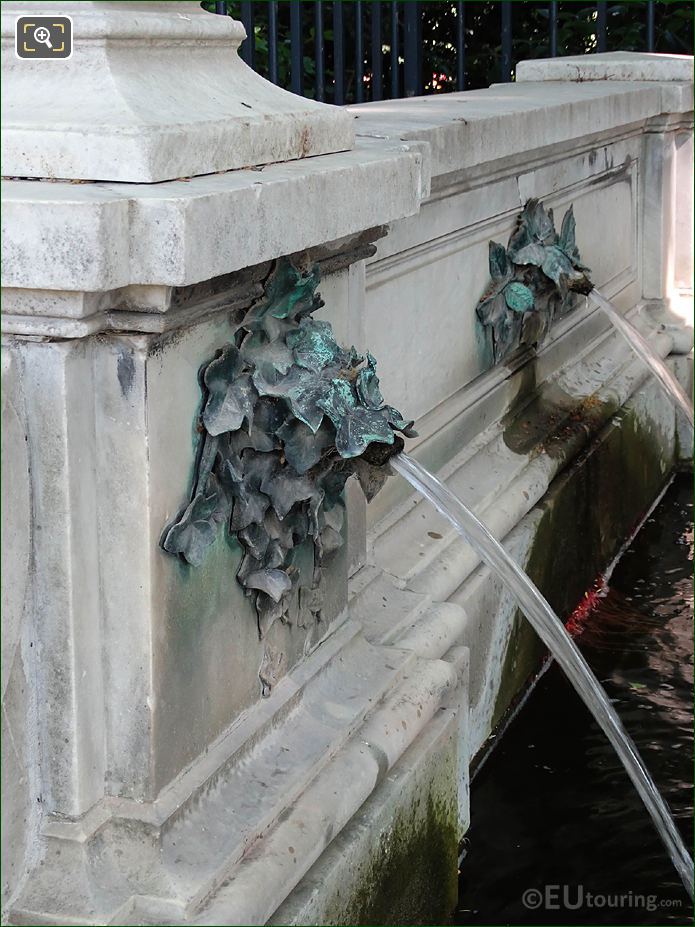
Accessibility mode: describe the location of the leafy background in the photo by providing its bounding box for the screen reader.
[202,1,693,102]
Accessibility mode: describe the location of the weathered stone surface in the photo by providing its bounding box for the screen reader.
[1,140,425,308]
[268,706,462,927]
[367,311,685,757]
[9,622,467,925]
[352,79,675,179]
[517,50,693,83]
[1,2,354,182]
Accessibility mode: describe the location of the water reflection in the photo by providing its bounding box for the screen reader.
[456,474,694,925]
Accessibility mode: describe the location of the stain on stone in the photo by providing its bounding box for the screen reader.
[324,789,459,926]
[589,153,631,186]
[491,405,674,729]
[117,349,135,398]
[501,356,618,461]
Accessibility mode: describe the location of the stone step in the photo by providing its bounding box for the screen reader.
[158,629,419,907]
[188,652,464,924]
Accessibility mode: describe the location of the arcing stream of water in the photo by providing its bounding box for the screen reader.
[589,289,694,428]
[389,452,695,898]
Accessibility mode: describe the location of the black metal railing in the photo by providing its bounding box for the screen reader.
[207,1,691,104]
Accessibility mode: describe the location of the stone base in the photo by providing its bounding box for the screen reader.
[4,308,691,927]
[1,2,355,182]
[8,624,467,925]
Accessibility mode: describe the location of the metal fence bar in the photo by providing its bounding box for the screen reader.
[371,1,382,101]
[290,0,303,95]
[646,0,655,51]
[597,1,607,52]
[334,0,345,104]
[390,1,399,99]
[356,1,365,103]
[456,1,465,91]
[240,0,254,67]
[403,0,419,97]
[549,0,558,57]
[315,2,325,101]
[268,0,278,83]
[500,1,512,81]
[215,0,677,104]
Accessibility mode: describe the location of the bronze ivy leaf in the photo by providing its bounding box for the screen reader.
[489,241,511,281]
[242,261,322,334]
[237,523,270,561]
[478,291,509,325]
[541,245,576,285]
[504,281,535,313]
[525,199,556,244]
[245,569,292,603]
[240,332,294,382]
[203,345,257,436]
[277,418,335,474]
[162,490,220,566]
[230,482,270,531]
[318,379,395,458]
[507,224,546,267]
[287,318,346,373]
[260,464,315,520]
[253,365,327,433]
[355,354,385,410]
[246,397,285,452]
[558,206,590,271]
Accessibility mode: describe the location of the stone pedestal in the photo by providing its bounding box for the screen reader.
[1,2,354,181]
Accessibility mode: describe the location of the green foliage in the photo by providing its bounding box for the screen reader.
[202,1,693,101]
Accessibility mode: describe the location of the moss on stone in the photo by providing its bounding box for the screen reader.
[348,796,457,926]
[290,727,461,927]
[331,792,459,927]
[492,402,675,727]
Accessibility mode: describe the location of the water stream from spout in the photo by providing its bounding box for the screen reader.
[589,289,694,428]
[390,451,694,898]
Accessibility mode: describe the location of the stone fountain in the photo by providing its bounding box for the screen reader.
[2,1,692,920]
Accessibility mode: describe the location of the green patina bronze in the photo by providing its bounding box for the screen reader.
[476,198,593,364]
[162,258,414,638]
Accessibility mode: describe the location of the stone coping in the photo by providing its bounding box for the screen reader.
[1,138,426,304]
[350,77,692,181]
[517,51,694,83]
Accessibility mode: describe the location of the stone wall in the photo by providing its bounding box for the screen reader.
[1,7,692,920]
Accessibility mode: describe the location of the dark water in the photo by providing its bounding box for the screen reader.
[456,474,694,926]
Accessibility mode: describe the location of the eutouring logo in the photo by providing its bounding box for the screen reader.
[15,16,72,59]
[522,885,684,914]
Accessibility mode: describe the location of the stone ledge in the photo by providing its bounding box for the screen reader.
[358,306,685,758]
[350,79,688,181]
[516,51,693,83]
[1,139,426,304]
[267,701,464,927]
[372,309,675,602]
[1,228,385,338]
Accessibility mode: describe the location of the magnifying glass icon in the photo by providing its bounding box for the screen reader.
[33,26,53,49]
